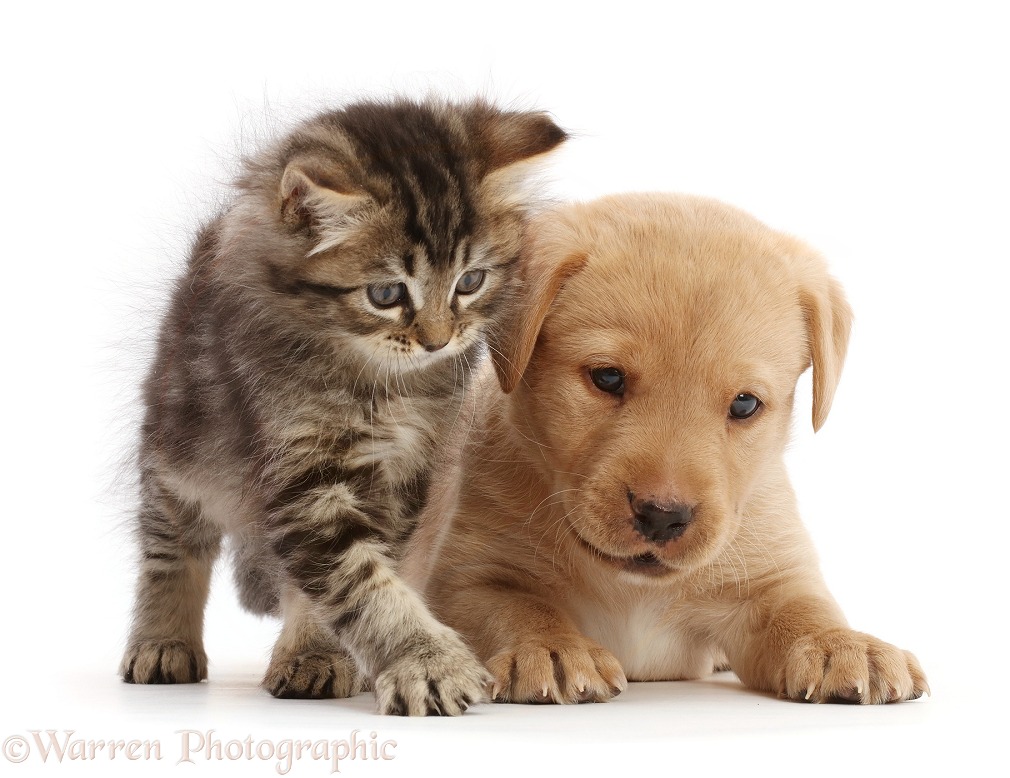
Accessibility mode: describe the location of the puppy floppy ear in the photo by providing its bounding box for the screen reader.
[488,221,586,394]
[800,268,853,431]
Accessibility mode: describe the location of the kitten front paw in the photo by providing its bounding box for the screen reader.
[264,650,364,699]
[781,629,928,704]
[486,634,627,704]
[121,639,207,684]
[374,630,492,716]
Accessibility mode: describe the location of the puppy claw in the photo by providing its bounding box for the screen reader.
[487,635,625,704]
[784,630,927,705]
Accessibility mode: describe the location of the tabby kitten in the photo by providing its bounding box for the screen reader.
[120,97,567,716]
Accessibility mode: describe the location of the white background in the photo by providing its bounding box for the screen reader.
[1,1,1007,776]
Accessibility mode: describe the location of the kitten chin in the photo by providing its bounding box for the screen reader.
[121,96,567,716]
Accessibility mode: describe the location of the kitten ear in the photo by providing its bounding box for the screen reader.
[279,157,368,237]
[489,218,586,394]
[478,108,568,174]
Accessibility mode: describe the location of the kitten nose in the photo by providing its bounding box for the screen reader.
[423,339,450,352]
[416,316,453,353]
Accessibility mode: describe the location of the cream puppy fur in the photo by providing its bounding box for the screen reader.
[420,193,928,705]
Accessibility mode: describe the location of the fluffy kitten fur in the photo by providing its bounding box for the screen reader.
[120,97,566,716]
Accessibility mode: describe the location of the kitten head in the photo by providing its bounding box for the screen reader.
[234,98,567,374]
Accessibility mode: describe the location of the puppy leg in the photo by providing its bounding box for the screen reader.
[263,585,364,699]
[719,591,928,704]
[442,586,626,704]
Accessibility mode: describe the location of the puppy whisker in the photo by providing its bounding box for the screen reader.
[526,488,582,524]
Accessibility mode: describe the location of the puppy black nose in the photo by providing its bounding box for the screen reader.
[629,494,694,544]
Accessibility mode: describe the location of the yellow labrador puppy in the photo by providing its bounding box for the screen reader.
[421,193,928,705]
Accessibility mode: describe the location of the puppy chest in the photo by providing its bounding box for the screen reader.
[571,600,718,681]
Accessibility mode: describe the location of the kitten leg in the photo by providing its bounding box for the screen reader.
[263,584,364,699]
[333,541,492,716]
[266,467,491,715]
[120,475,221,684]
[232,536,281,616]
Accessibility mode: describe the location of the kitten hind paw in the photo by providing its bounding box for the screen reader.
[121,639,207,684]
[264,651,363,699]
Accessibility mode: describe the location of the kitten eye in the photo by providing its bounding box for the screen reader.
[729,393,762,419]
[589,367,625,395]
[367,282,407,308]
[455,269,486,295]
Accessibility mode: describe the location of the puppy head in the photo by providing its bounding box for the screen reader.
[489,194,851,580]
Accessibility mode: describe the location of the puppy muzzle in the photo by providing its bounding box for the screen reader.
[629,492,695,544]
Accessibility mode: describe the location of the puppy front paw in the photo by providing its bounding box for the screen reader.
[487,635,627,704]
[373,629,491,716]
[782,629,928,704]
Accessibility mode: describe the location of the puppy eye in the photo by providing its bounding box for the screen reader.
[589,367,625,395]
[729,393,762,419]
[367,282,407,308]
[455,269,486,295]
